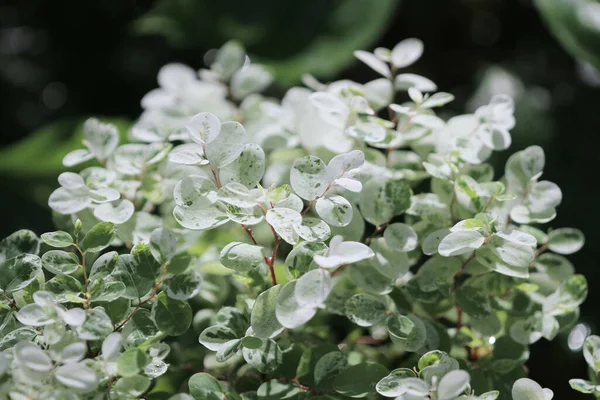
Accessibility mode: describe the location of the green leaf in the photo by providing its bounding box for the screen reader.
[284,241,328,280]
[569,379,596,394]
[0,230,40,262]
[242,338,282,373]
[80,222,117,253]
[150,228,177,263]
[547,228,585,255]
[344,293,388,327]
[251,285,284,339]
[536,0,600,70]
[359,178,412,226]
[115,375,151,398]
[375,368,417,397]
[314,351,347,392]
[257,379,301,400]
[188,373,225,400]
[54,362,99,392]
[220,242,266,273]
[76,308,113,341]
[456,285,492,319]
[0,254,42,295]
[386,314,426,351]
[199,325,239,351]
[294,218,331,242]
[152,292,192,336]
[583,335,600,372]
[164,270,202,300]
[290,155,329,200]
[41,231,73,248]
[112,254,156,300]
[333,362,388,397]
[117,348,150,377]
[383,223,418,252]
[41,250,80,275]
[90,251,120,280]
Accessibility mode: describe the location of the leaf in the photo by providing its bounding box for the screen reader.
[186,112,221,144]
[41,231,73,248]
[115,375,151,398]
[315,196,353,227]
[375,368,417,397]
[94,199,135,224]
[583,335,600,372]
[0,254,42,295]
[359,178,412,226]
[520,145,545,179]
[437,370,470,400]
[76,308,113,341]
[242,338,282,373]
[219,143,266,188]
[344,293,388,327]
[333,362,388,397]
[90,251,119,280]
[150,227,177,263]
[188,373,225,400]
[231,64,273,99]
[569,379,596,394]
[314,235,374,269]
[276,281,317,329]
[112,254,156,300]
[220,242,266,273]
[199,325,239,351]
[55,362,99,392]
[265,208,301,245]
[386,314,426,351]
[204,121,247,168]
[41,250,80,275]
[511,378,547,400]
[80,222,117,253]
[0,118,129,177]
[391,38,424,68]
[152,292,192,336]
[314,351,348,392]
[117,348,150,377]
[251,285,284,339]
[547,228,585,254]
[295,268,332,308]
[284,241,328,280]
[0,230,40,262]
[293,218,331,242]
[438,231,484,257]
[257,379,301,400]
[383,223,418,252]
[164,270,202,300]
[354,50,391,78]
[290,155,329,200]
[456,285,492,319]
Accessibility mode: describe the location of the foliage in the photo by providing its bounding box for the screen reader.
[535,0,600,70]
[0,39,589,399]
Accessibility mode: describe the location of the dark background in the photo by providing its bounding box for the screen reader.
[0,0,598,397]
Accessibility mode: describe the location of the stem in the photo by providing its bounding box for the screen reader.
[241,224,258,245]
[265,235,280,286]
[2,293,18,310]
[534,243,548,257]
[114,290,158,331]
[209,165,221,188]
[456,306,463,330]
[330,264,349,277]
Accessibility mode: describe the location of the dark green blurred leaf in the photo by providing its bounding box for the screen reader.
[535,0,600,69]
[133,0,400,83]
[0,117,130,177]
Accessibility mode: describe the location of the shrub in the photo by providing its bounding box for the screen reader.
[0,39,591,399]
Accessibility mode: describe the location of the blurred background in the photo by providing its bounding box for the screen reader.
[0,0,598,397]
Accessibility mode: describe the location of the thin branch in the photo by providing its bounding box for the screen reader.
[241,224,258,245]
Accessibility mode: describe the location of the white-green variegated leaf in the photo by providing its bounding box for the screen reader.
[290,155,329,200]
[219,143,266,188]
[93,199,135,224]
[186,112,221,144]
[316,195,353,227]
[295,268,332,308]
[275,281,317,329]
[265,208,302,245]
[204,121,247,168]
[438,231,484,257]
